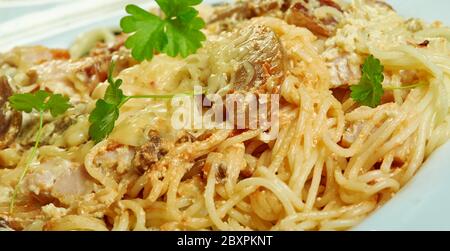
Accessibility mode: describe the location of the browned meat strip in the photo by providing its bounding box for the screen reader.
[287,2,330,37]
[319,0,343,11]
[285,1,342,37]
[182,156,207,181]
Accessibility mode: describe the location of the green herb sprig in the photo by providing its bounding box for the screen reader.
[8,91,71,213]
[350,55,425,108]
[120,0,206,62]
[350,55,385,108]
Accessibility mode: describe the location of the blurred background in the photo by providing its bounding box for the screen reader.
[0,0,69,23]
[0,0,144,24]
[0,0,150,50]
[1,0,449,24]
[0,0,448,51]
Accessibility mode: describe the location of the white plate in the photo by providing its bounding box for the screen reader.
[0,0,449,230]
[355,0,450,231]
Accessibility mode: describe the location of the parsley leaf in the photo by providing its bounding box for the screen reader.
[89,99,120,143]
[120,0,206,62]
[89,62,127,143]
[104,62,126,105]
[46,94,72,117]
[350,55,385,108]
[121,5,166,61]
[156,0,203,18]
[9,90,49,113]
[9,90,70,115]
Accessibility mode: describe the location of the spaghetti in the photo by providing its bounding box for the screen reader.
[0,0,449,231]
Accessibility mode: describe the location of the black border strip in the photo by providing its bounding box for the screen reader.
[1,231,447,250]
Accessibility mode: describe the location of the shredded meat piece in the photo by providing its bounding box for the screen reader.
[133,130,168,173]
[25,157,94,205]
[31,41,137,98]
[0,76,22,150]
[327,54,361,87]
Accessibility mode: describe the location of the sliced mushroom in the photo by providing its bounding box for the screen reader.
[0,76,22,150]
[231,25,286,93]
